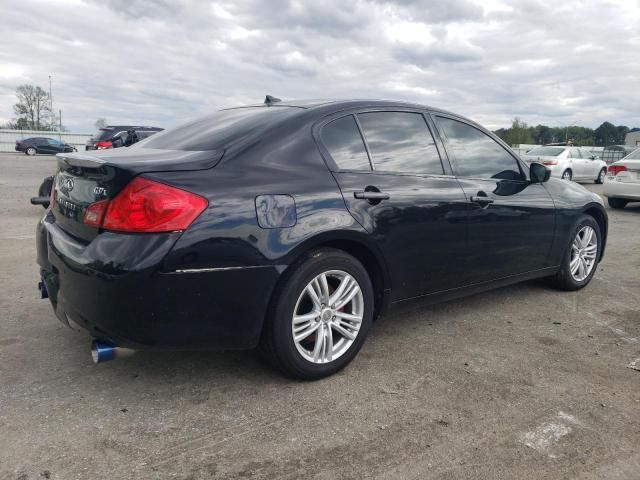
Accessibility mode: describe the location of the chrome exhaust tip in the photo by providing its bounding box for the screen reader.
[91,340,135,364]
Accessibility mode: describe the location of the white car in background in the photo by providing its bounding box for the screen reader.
[603,148,640,209]
[522,146,607,183]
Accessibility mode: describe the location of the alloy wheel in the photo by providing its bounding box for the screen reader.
[599,169,606,183]
[292,270,364,364]
[570,226,598,282]
[562,170,571,180]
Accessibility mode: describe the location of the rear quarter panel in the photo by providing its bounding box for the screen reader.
[156,115,370,273]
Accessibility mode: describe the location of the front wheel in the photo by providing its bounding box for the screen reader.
[261,248,374,380]
[607,197,628,209]
[548,215,601,291]
[595,168,606,184]
[562,169,572,181]
[26,147,37,156]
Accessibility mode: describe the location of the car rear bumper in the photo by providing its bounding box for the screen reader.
[603,178,640,200]
[36,214,282,350]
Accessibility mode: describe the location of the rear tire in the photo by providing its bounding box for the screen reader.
[26,147,37,156]
[607,197,628,209]
[595,168,606,184]
[260,248,374,380]
[548,215,601,291]
[562,169,572,181]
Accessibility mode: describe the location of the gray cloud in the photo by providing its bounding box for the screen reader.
[0,0,638,132]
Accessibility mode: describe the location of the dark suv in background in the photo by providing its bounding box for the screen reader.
[86,125,163,150]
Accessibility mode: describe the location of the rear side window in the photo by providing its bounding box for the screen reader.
[357,112,443,174]
[143,107,300,151]
[436,116,523,180]
[321,115,371,170]
[93,129,114,141]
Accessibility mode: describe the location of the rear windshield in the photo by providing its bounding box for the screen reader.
[143,107,300,151]
[527,147,564,156]
[92,128,114,141]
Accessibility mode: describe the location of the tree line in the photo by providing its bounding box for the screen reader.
[494,118,638,147]
[0,84,62,131]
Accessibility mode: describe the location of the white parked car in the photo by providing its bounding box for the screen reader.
[522,146,607,183]
[603,148,640,209]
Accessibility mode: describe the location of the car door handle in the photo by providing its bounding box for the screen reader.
[354,191,390,200]
[470,195,494,205]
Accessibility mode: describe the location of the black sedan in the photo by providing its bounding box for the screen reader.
[36,98,607,379]
[16,137,76,155]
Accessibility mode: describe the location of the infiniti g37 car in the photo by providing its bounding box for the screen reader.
[36,99,607,379]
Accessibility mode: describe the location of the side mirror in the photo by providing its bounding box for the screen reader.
[530,162,551,183]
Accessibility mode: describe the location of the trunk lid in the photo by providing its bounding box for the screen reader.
[51,148,223,242]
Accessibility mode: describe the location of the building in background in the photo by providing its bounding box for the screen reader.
[625,131,640,147]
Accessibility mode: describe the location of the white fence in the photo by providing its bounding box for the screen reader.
[0,129,92,153]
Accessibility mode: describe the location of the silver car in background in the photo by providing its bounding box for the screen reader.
[603,148,640,209]
[522,146,607,183]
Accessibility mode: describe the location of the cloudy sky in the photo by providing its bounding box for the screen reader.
[1,0,638,132]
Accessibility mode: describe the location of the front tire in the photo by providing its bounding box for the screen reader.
[549,215,601,291]
[261,248,374,380]
[595,168,606,184]
[607,197,628,209]
[26,147,37,156]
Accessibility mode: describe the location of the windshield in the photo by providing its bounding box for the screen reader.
[623,148,640,160]
[526,147,565,156]
[143,107,301,151]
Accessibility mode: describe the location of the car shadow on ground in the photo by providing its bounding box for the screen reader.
[76,279,552,387]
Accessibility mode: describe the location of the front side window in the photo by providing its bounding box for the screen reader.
[357,112,443,174]
[321,115,371,170]
[436,116,523,180]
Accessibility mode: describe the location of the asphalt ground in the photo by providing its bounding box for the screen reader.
[1,151,639,479]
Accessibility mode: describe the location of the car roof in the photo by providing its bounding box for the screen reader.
[103,125,163,130]
[224,99,469,124]
[234,98,444,111]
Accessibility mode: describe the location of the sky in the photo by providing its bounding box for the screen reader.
[0,0,638,133]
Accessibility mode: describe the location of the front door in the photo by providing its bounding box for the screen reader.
[433,114,556,285]
[319,111,468,300]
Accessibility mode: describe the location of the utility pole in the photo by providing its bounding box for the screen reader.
[49,75,54,130]
[59,110,62,140]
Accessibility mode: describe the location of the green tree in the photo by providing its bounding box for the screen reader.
[503,118,533,146]
[13,85,53,130]
[594,122,619,146]
[532,125,552,145]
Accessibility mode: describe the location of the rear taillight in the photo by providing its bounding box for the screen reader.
[83,177,208,233]
[16,140,22,144]
[608,165,627,176]
[542,160,558,166]
[95,140,112,149]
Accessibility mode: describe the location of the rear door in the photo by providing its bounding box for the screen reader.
[318,109,468,300]
[432,114,556,284]
[569,148,587,179]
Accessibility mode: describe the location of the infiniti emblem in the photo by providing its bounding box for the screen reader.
[62,177,75,192]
